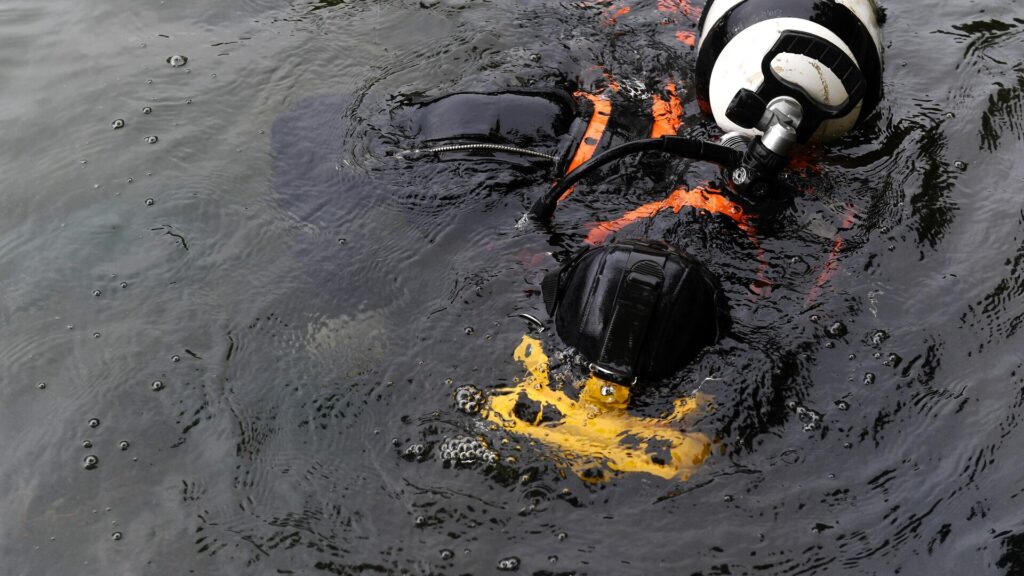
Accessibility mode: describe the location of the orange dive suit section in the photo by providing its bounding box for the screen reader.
[559,92,612,201]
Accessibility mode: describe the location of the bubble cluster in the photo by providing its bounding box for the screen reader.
[438,435,498,466]
[453,385,483,414]
[787,403,822,432]
[83,455,99,470]
[863,372,876,385]
[111,119,125,130]
[402,442,429,462]
[496,556,520,571]
[144,136,158,145]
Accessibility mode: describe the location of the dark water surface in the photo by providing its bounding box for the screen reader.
[3,0,1024,574]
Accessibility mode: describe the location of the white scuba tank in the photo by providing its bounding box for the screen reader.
[695,0,884,143]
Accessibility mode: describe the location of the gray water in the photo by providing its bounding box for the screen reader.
[2,0,1024,574]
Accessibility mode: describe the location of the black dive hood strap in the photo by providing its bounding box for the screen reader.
[595,252,665,385]
[542,243,668,386]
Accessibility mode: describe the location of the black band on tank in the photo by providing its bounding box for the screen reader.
[696,0,882,119]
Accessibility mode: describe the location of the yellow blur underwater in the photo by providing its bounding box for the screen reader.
[483,335,714,481]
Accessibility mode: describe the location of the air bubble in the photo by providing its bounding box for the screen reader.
[144,136,158,144]
[92,332,101,338]
[145,198,155,206]
[809,314,820,323]
[464,326,475,335]
[83,455,99,470]
[82,440,93,448]
[835,400,849,411]
[954,160,967,171]
[440,549,454,561]
[120,281,128,289]
[142,106,152,115]
[827,321,847,338]
[870,330,889,346]
[556,531,568,541]
[93,290,102,297]
[167,54,188,67]
[151,380,164,391]
[171,355,181,362]
[453,385,484,414]
[111,532,122,541]
[37,382,46,390]
[496,557,520,571]
[111,119,125,130]
[118,441,130,451]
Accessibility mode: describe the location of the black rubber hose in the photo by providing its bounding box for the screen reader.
[529,136,742,222]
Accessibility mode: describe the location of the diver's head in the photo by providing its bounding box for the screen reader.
[542,239,728,384]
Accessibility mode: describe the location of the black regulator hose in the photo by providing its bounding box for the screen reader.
[529,136,742,222]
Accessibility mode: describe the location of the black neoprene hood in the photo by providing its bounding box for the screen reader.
[542,240,728,383]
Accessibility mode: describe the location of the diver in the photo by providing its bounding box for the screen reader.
[386,0,887,480]
[274,0,886,480]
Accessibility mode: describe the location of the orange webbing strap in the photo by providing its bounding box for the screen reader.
[585,187,772,295]
[657,0,700,21]
[805,204,858,306]
[675,31,696,47]
[650,81,684,138]
[585,187,755,245]
[560,92,612,201]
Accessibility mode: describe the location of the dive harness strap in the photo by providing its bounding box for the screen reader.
[595,250,666,385]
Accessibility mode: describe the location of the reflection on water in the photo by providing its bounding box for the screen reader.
[2,0,1024,574]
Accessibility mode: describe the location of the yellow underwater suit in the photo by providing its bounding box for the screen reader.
[483,335,713,481]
